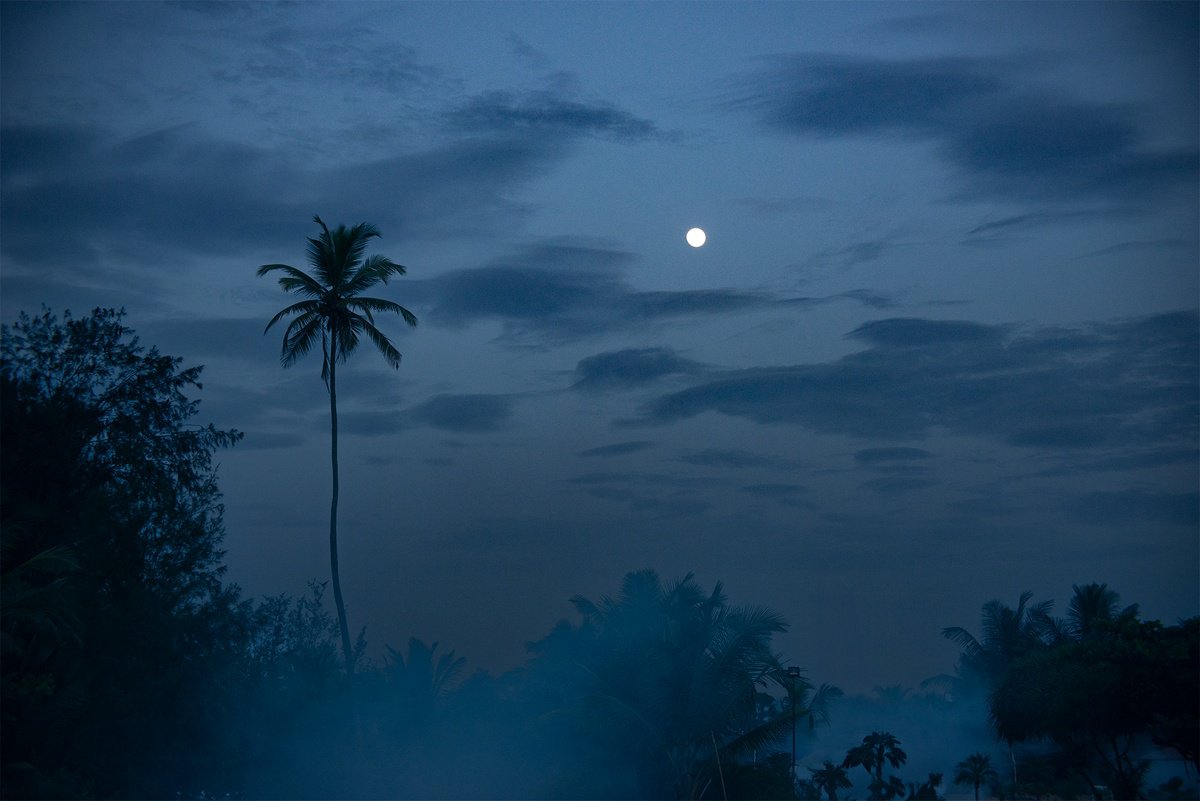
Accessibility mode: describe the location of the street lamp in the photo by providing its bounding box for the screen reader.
[788,666,801,789]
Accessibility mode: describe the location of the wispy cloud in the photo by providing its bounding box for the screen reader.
[407,393,513,433]
[414,241,897,345]
[637,311,1198,451]
[572,348,703,392]
[854,447,935,464]
[739,54,1199,205]
[676,448,801,470]
[578,441,657,458]
[445,90,662,143]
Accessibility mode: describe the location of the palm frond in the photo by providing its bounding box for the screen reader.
[256,263,326,297]
[347,296,418,328]
[264,300,321,333]
[333,315,362,362]
[719,711,792,758]
[323,222,379,286]
[361,319,402,369]
[805,682,844,731]
[345,254,407,294]
[941,626,983,657]
[569,594,600,618]
[281,317,323,368]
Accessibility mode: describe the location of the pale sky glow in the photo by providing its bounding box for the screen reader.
[2,1,1197,693]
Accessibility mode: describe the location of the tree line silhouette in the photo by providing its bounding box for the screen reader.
[2,217,1196,800]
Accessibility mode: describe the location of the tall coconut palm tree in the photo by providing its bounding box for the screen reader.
[258,216,417,677]
[953,752,998,801]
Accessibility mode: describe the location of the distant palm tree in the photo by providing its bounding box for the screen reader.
[1067,582,1138,639]
[842,732,906,800]
[809,760,852,801]
[907,772,943,800]
[942,590,1052,790]
[383,637,466,736]
[535,570,826,800]
[1025,583,1140,645]
[259,216,417,677]
[953,752,998,801]
[941,591,1051,681]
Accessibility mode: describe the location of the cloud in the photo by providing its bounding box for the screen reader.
[139,317,279,364]
[338,410,407,437]
[416,241,894,345]
[445,90,661,143]
[676,448,799,469]
[420,248,776,341]
[1076,239,1197,260]
[0,123,311,266]
[578,441,656,458]
[637,311,1199,452]
[407,393,513,433]
[626,496,711,518]
[861,473,938,495]
[1070,490,1199,528]
[421,248,626,337]
[740,483,807,497]
[1028,447,1199,478]
[848,317,1002,348]
[963,209,1127,245]
[0,122,571,300]
[741,55,1199,204]
[854,447,934,464]
[566,471,719,490]
[572,347,703,392]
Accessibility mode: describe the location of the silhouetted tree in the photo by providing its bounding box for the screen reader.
[906,772,943,800]
[722,751,796,800]
[1066,582,1138,640]
[809,760,852,800]
[380,637,467,739]
[941,591,1051,684]
[990,614,1199,799]
[1,308,243,798]
[842,732,906,800]
[528,570,832,799]
[952,753,998,801]
[942,591,1050,788]
[258,216,417,678]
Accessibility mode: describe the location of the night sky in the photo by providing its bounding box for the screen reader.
[2,1,1197,694]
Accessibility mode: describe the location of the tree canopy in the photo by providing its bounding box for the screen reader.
[1,308,243,799]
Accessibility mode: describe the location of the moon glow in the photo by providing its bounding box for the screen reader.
[686,227,707,248]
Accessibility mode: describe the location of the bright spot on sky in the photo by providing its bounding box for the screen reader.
[686,227,706,248]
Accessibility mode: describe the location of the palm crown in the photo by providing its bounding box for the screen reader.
[258,215,417,381]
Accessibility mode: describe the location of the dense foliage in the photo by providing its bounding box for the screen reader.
[1,308,244,798]
[945,585,1199,800]
[525,570,840,799]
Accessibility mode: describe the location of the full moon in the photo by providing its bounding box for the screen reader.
[686,227,706,248]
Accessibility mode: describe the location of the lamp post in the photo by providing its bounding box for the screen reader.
[788,666,801,789]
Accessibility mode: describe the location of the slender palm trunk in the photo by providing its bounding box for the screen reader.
[327,338,355,677]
